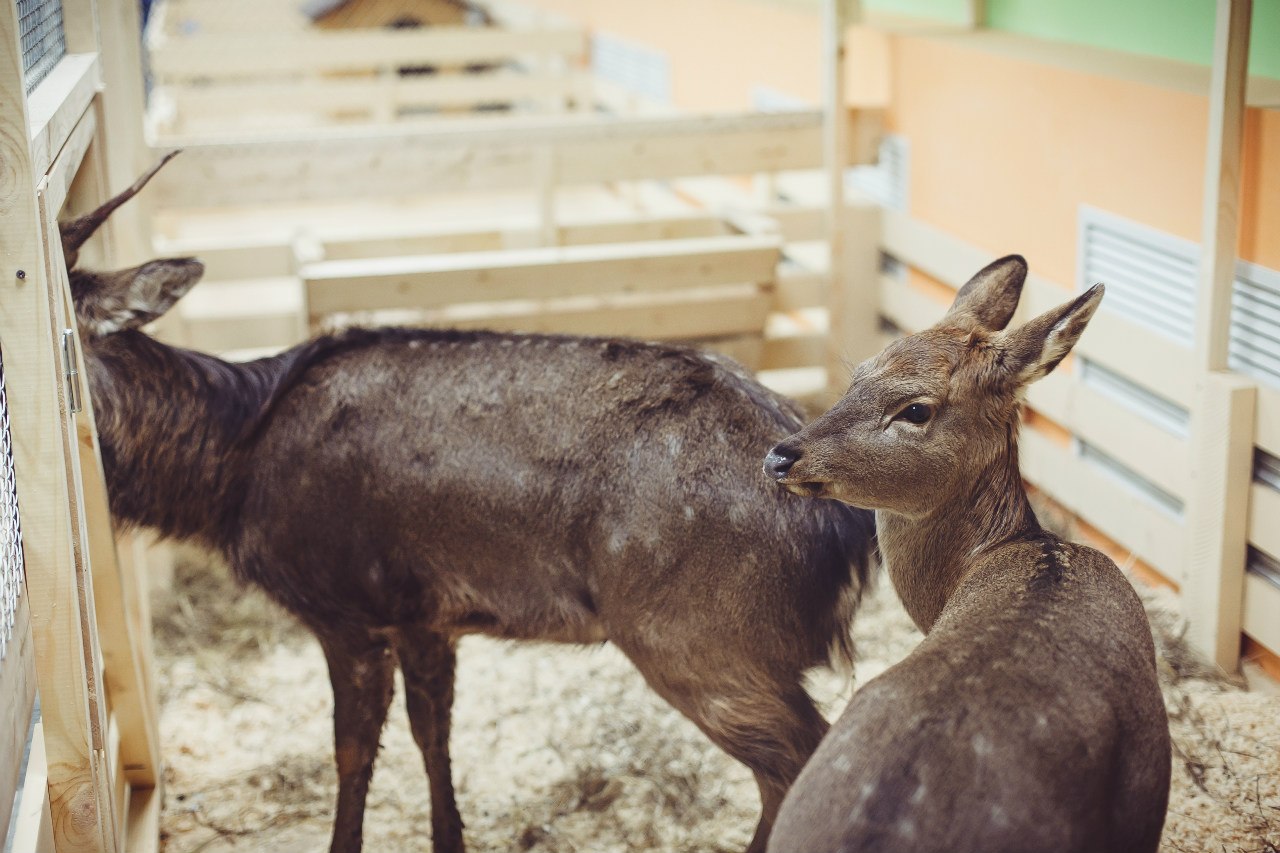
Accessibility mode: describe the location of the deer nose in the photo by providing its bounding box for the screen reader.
[764,444,801,480]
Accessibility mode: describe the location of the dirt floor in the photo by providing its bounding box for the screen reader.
[153,550,1280,853]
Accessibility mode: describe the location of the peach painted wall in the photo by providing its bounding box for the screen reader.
[886,34,1280,285]
[524,0,1279,279]
[522,0,888,109]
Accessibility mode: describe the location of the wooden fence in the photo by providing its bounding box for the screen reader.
[143,107,882,407]
[1,0,163,850]
[145,0,592,137]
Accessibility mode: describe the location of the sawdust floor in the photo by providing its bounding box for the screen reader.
[154,555,1280,853]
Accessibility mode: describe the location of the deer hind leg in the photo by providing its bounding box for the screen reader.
[320,633,396,853]
[393,627,464,853]
[619,648,827,853]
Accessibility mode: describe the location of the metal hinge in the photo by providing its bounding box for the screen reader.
[61,329,82,414]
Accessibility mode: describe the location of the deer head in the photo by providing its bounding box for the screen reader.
[764,255,1103,518]
[62,151,205,339]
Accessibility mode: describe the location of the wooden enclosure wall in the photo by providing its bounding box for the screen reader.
[145,0,592,137]
[1,0,163,849]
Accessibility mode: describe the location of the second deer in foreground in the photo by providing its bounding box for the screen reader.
[764,256,1171,853]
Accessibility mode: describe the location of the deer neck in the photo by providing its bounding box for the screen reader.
[876,422,1040,634]
[86,331,287,550]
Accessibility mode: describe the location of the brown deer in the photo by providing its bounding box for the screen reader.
[763,256,1171,853]
[62,157,876,853]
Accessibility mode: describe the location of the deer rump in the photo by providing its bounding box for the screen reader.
[224,329,870,658]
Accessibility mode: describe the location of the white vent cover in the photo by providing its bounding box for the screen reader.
[1078,206,1198,346]
[849,134,909,213]
[591,32,671,105]
[1078,207,1280,390]
[1231,260,1280,389]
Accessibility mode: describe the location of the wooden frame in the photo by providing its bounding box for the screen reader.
[145,0,591,136]
[1,0,162,849]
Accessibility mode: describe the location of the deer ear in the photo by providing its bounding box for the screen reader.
[942,254,1028,332]
[995,284,1104,386]
[72,258,204,336]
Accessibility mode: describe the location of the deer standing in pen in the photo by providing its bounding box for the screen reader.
[763,256,1171,853]
[61,155,877,853]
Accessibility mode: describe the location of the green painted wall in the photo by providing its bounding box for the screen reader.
[863,0,1280,80]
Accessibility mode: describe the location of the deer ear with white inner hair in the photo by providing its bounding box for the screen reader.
[995,283,1105,386]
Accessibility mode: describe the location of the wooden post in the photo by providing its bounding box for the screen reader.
[1184,0,1254,671]
[823,0,855,398]
[94,0,153,265]
[1,9,116,848]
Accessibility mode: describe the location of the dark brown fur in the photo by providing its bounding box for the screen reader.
[764,257,1171,853]
[65,165,876,853]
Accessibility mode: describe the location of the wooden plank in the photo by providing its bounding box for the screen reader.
[325,286,772,341]
[1019,428,1187,583]
[304,236,780,318]
[150,111,826,207]
[0,596,36,850]
[774,269,827,312]
[761,333,826,371]
[26,54,100,182]
[1243,572,1280,660]
[1184,372,1256,670]
[8,721,56,853]
[95,0,155,265]
[149,26,586,80]
[41,108,98,219]
[1256,383,1280,457]
[39,188,122,853]
[156,71,587,127]
[828,193,881,387]
[1248,482,1280,563]
[1022,371,1191,500]
[823,0,850,392]
[1194,0,1252,372]
[1,3,113,845]
[124,784,162,853]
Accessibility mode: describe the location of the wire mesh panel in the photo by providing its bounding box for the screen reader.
[18,0,67,93]
[0,345,26,663]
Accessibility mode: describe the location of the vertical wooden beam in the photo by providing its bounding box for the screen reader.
[823,0,856,397]
[93,0,153,265]
[1186,374,1256,668]
[1,4,114,848]
[964,0,986,28]
[1193,0,1251,373]
[1185,0,1254,671]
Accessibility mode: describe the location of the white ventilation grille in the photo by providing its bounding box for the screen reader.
[1231,261,1280,390]
[1079,358,1190,438]
[1078,206,1198,347]
[849,134,909,213]
[591,32,671,105]
[1078,440,1185,518]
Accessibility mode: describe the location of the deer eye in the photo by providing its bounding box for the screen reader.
[896,403,934,425]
